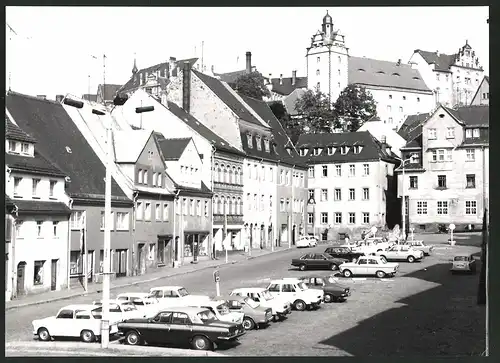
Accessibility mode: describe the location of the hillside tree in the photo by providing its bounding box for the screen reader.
[268,101,303,145]
[294,90,340,133]
[232,72,270,100]
[333,84,377,131]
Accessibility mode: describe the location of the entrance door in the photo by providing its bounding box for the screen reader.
[87,250,94,282]
[157,240,165,265]
[51,259,58,291]
[115,249,127,277]
[138,244,145,275]
[165,238,173,266]
[292,225,296,245]
[16,262,26,296]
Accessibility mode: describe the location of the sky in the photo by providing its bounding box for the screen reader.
[6,6,489,100]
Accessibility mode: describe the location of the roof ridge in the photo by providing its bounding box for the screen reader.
[159,137,192,141]
[7,91,60,105]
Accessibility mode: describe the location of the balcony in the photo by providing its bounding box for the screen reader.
[213,214,244,225]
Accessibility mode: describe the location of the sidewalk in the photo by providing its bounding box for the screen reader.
[6,246,291,311]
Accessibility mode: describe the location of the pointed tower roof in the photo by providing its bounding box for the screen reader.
[323,10,332,24]
[132,54,138,75]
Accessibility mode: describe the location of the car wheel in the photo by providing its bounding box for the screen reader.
[376,270,386,278]
[242,317,255,330]
[80,329,95,343]
[299,264,306,271]
[330,264,338,271]
[343,269,352,278]
[377,249,383,253]
[407,255,415,263]
[294,299,306,311]
[125,330,142,346]
[37,328,51,342]
[379,256,387,263]
[191,335,212,351]
[323,294,333,303]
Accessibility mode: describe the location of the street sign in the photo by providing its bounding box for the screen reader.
[213,270,220,283]
[449,224,456,231]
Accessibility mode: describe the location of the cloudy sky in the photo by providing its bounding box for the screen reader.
[6,6,489,99]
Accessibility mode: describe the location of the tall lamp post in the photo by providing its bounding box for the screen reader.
[401,155,417,243]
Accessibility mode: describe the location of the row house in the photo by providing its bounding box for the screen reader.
[4,118,71,300]
[396,104,489,233]
[296,131,400,240]
[470,76,489,106]
[5,92,134,292]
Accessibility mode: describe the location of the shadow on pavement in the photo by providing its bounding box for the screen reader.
[317,261,486,356]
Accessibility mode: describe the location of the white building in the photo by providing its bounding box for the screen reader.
[396,104,489,232]
[357,116,407,158]
[408,41,485,108]
[5,117,71,299]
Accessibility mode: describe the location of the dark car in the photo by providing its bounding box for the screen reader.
[324,246,365,262]
[118,307,245,351]
[291,253,348,271]
[298,275,351,303]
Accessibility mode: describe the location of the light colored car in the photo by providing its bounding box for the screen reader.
[188,299,245,324]
[339,256,399,278]
[266,279,323,311]
[377,244,424,263]
[32,304,119,343]
[281,277,325,298]
[230,287,292,321]
[296,236,317,248]
[451,254,477,274]
[403,240,434,255]
[149,286,211,308]
[216,294,273,330]
[92,300,145,320]
[116,293,160,317]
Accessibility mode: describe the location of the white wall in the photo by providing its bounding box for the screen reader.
[357,121,406,158]
[5,171,69,205]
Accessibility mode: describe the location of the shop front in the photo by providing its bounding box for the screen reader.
[183,231,210,263]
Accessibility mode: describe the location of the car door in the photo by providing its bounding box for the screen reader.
[53,309,76,337]
[167,312,193,345]
[385,246,398,260]
[355,258,369,275]
[281,284,294,300]
[267,284,281,298]
[144,311,172,344]
[367,258,381,275]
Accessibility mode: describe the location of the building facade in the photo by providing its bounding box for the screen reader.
[470,76,489,106]
[396,105,489,232]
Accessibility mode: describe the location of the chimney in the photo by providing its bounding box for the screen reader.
[292,70,297,86]
[182,61,192,113]
[245,51,252,74]
[279,74,283,85]
[36,95,47,100]
[55,95,64,103]
[211,65,215,75]
[436,50,440,57]
[169,57,177,77]
[381,135,387,144]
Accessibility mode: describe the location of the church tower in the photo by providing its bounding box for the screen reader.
[306,11,349,105]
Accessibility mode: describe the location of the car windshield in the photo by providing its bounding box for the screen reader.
[297,282,308,290]
[178,288,189,297]
[262,291,274,300]
[216,303,230,315]
[454,256,469,261]
[197,309,217,323]
[121,303,137,312]
[244,297,260,308]
[326,277,337,283]
[379,258,387,264]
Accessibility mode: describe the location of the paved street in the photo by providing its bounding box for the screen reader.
[5,233,486,356]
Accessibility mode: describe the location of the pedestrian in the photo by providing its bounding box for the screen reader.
[212,243,216,260]
[344,233,349,245]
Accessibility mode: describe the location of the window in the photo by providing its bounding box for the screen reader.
[334,188,341,201]
[70,211,83,229]
[317,56,320,63]
[362,212,370,224]
[196,200,201,216]
[402,96,406,101]
[21,143,29,154]
[388,117,393,124]
[36,221,43,237]
[334,212,342,224]
[387,105,392,112]
[148,244,155,260]
[285,171,291,185]
[338,69,341,76]
[143,170,148,185]
[49,180,57,197]
[465,129,472,138]
[145,202,152,221]
[322,165,328,177]
[307,213,314,224]
[363,164,369,176]
[465,201,477,215]
[321,212,328,224]
[34,261,45,285]
[409,176,418,189]
[335,165,341,176]
[155,203,161,221]
[136,201,144,220]
[261,166,266,181]
[56,309,74,319]
[32,178,40,197]
[436,73,440,81]
[256,136,262,151]
[466,174,476,188]
[116,212,129,230]
[15,221,23,238]
[308,189,315,201]
[473,129,480,138]
[308,166,315,178]
[428,128,437,139]
[157,173,162,187]
[183,198,188,215]
[190,199,195,216]
[247,134,252,148]
[349,164,355,177]
[100,211,115,230]
[316,69,320,76]
[13,177,22,196]
[338,56,341,63]
[432,149,452,162]
[204,201,209,217]
[162,203,169,221]
[280,170,284,184]
[340,146,348,155]
[389,94,393,99]
[52,221,58,237]
[269,167,273,182]
[348,212,355,224]
[399,106,403,113]
[437,175,447,188]
[446,127,455,139]
[316,82,320,90]
[417,201,428,215]
[417,97,420,102]
[254,165,258,180]
[321,189,328,202]
[8,140,17,152]
[362,188,369,200]
[280,198,285,212]
[437,201,448,215]
[349,189,355,201]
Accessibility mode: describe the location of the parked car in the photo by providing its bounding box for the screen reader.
[116,293,159,317]
[298,275,351,303]
[230,288,292,321]
[377,244,424,263]
[354,240,393,255]
[402,240,434,255]
[451,254,477,274]
[215,294,273,330]
[32,304,119,343]
[291,252,348,271]
[266,279,323,311]
[339,256,399,278]
[149,286,211,308]
[324,246,365,262]
[118,307,245,350]
[188,299,244,324]
[92,300,145,320]
[296,236,317,248]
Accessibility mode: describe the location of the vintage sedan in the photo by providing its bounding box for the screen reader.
[32,304,119,343]
[451,254,477,274]
[403,240,434,255]
[118,307,245,350]
[92,300,145,320]
[215,294,273,330]
[339,256,399,278]
[230,288,292,321]
[188,299,244,324]
[116,293,160,317]
[296,236,317,248]
[298,275,351,303]
[377,244,424,263]
[266,279,323,311]
[149,286,211,308]
[324,246,365,262]
[291,253,348,271]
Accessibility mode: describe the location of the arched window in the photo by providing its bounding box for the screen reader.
[238,197,243,215]
[232,166,237,184]
[232,197,237,215]
[217,164,221,183]
[223,165,228,183]
[214,163,219,182]
[220,196,225,214]
[228,167,233,184]
[238,167,243,184]
[227,198,232,215]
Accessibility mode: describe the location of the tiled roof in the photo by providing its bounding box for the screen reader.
[214,69,247,84]
[5,194,14,207]
[192,70,263,126]
[397,112,431,140]
[7,199,71,215]
[445,105,489,127]
[165,101,245,156]
[414,50,457,72]
[6,150,67,177]
[157,137,191,161]
[5,118,37,143]
[97,84,122,102]
[471,75,489,104]
[6,91,129,200]
[282,88,307,116]
[402,135,423,149]
[348,56,432,92]
[176,181,213,196]
[114,130,153,163]
[394,162,425,172]
[296,131,398,164]
[266,76,308,96]
[82,94,98,102]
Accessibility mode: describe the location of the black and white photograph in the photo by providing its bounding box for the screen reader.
[5,5,489,357]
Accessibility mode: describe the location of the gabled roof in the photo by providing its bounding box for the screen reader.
[348,56,432,92]
[6,91,129,200]
[157,137,191,161]
[97,84,122,102]
[192,70,263,126]
[214,69,247,84]
[282,88,307,116]
[5,150,67,177]
[397,112,431,140]
[114,130,154,163]
[444,105,489,127]
[471,75,489,105]
[413,50,457,72]
[7,199,71,216]
[401,134,423,149]
[266,76,308,96]
[5,118,37,143]
[296,131,398,164]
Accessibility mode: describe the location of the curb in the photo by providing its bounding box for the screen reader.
[6,247,290,311]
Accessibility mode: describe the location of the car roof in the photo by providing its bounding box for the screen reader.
[232,288,266,293]
[269,279,298,284]
[117,292,150,297]
[157,306,209,315]
[150,286,184,291]
[215,294,245,302]
[60,304,97,311]
[454,254,472,257]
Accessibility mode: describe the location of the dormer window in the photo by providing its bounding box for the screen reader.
[264,138,270,152]
[392,73,401,77]
[299,148,308,156]
[8,140,17,153]
[377,71,386,75]
[340,146,349,155]
[256,136,262,151]
[246,134,253,148]
[286,147,292,156]
[473,128,480,138]
[7,140,33,156]
[353,145,363,154]
[313,148,322,156]
[327,146,335,155]
[358,68,366,72]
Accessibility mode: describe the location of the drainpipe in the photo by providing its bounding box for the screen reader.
[67,198,74,290]
[258,158,265,249]
[290,165,296,249]
[132,191,139,275]
[11,206,18,299]
[172,189,181,267]
[210,144,216,259]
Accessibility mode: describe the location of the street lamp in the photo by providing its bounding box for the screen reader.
[400,154,417,243]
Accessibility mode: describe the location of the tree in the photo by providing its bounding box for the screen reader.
[294,90,340,133]
[269,101,303,145]
[333,84,377,132]
[232,72,270,100]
